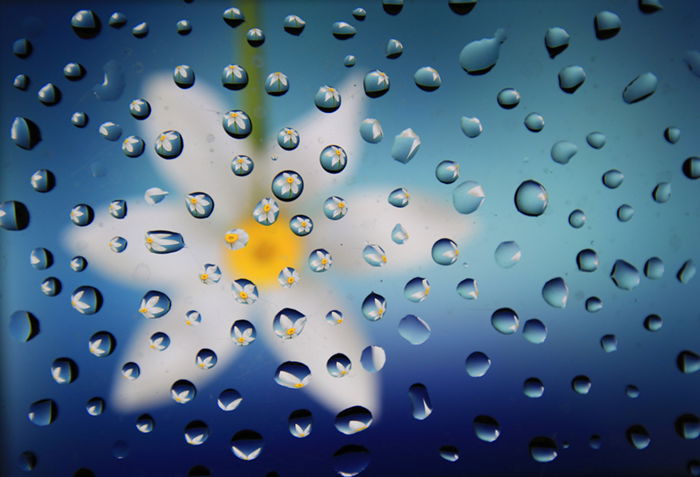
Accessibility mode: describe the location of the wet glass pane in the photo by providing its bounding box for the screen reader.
[1,1,699,475]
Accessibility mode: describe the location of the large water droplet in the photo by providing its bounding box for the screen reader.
[363,70,390,98]
[98,121,121,141]
[577,249,600,272]
[594,11,622,40]
[327,353,352,378]
[459,29,506,75]
[683,157,700,179]
[558,65,586,93]
[524,377,545,398]
[283,15,305,35]
[491,307,519,334]
[523,319,547,344]
[403,277,430,302]
[71,10,101,38]
[610,259,640,290]
[452,180,485,214]
[545,27,570,58]
[587,131,607,149]
[184,421,209,446]
[173,65,195,89]
[222,7,245,27]
[600,334,618,353]
[572,375,592,394]
[336,406,373,434]
[362,292,387,321]
[13,38,32,58]
[677,350,700,374]
[664,126,681,144]
[456,278,478,300]
[289,409,312,438]
[398,314,431,345]
[222,65,248,90]
[473,415,501,442]
[551,140,578,164]
[360,345,386,372]
[617,204,635,222]
[408,383,433,420]
[623,72,658,104]
[414,66,441,91]
[466,351,491,377]
[223,111,252,139]
[231,430,263,461]
[569,209,586,228]
[626,425,651,450]
[529,437,558,462]
[88,331,115,357]
[514,180,548,216]
[494,240,521,268]
[333,445,370,477]
[386,38,404,59]
[432,238,460,265]
[136,414,155,433]
[275,361,312,389]
[171,379,196,404]
[51,357,78,384]
[9,311,39,342]
[675,414,700,440]
[524,113,545,132]
[391,128,421,163]
[28,399,57,426]
[0,200,30,230]
[542,277,569,308]
[11,116,41,150]
[586,296,604,313]
[71,286,102,314]
[37,83,61,105]
[460,116,483,138]
[86,397,104,416]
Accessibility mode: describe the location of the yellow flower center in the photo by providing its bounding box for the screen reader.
[340,370,347,376]
[225,233,239,243]
[237,337,246,343]
[425,286,431,295]
[286,176,295,184]
[455,249,460,256]
[139,307,148,314]
[337,318,343,324]
[199,362,206,368]
[338,202,346,209]
[294,383,304,388]
[287,276,295,284]
[286,328,296,336]
[189,197,198,204]
[200,273,209,281]
[320,258,328,265]
[381,255,387,263]
[239,291,248,300]
[300,221,308,227]
[335,149,342,156]
[328,87,335,92]
[159,135,167,142]
[378,307,385,317]
[145,237,153,244]
[224,217,302,286]
[231,112,239,118]
[263,204,271,212]
[237,158,244,164]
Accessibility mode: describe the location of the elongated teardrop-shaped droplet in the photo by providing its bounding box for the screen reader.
[610,260,640,290]
[551,140,578,164]
[11,117,41,150]
[545,27,570,58]
[408,383,432,420]
[332,21,356,39]
[542,277,568,308]
[623,72,658,104]
[459,29,506,75]
[678,260,696,284]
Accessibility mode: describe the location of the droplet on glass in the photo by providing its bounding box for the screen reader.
[459,29,506,75]
[452,180,485,214]
[497,88,520,109]
[289,409,312,438]
[572,375,592,394]
[664,127,680,144]
[223,7,245,27]
[577,249,599,272]
[327,353,352,378]
[185,192,214,219]
[360,118,383,143]
[121,362,140,380]
[109,12,127,28]
[290,215,313,236]
[529,437,558,462]
[683,157,700,179]
[610,260,640,290]
[391,223,409,244]
[652,182,671,203]
[184,421,209,446]
[185,310,202,327]
[309,249,332,272]
[223,111,252,139]
[13,73,29,90]
[51,357,78,384]
[138,290,171,319]
[136,414,155,433]
[398,315,431,345]
[176,19,192,35]
[278,127,300,150]
[71,10,101,39]
[195,349,217,370]
[491,307,519,334]
[173,65,195,89]
[323,196,348,220]
[677,350,700,374]
[594,11,621,39]
[585,296,604,313]
[333,445,370,477]
[363,244,388,267]
[246,28,264,46]
[473,415,501,442]
[332,21,356,39]
[639,0,663,13]
[625,384,640,398]
[439,446,459,462]
[360,345,386,373]
[0,200,30,230]
[601,334,618,353]
[466,351,491,377]
[71,286,102,314]
[271,170,304,201]
[88,331,115,357]
[363,70,390,98]
[494,240,521,268]
[344,55,356,67]
[283,15,305,35]
[275,361,311,389]
[623,72,658,104]
[627,425,651,450]
[121,136,144,158]
[617,204,635,222]
[558,65,585,93]
[353,8,367,20]
[148,332,170,351]
[514,180,548,216]
[222,65,248,90]
[383,0,404,15]
[587,131,607,149]
[63,62,85,81]
[265,72,289,96]
[315,85,341,112]
[385,38,404,59]
[524,113,545,132]
[144,231,184,254]
[460,116,483,138]
[231,430,263,461]
[10,116,41,150]
[524,377,545,398]
[320,145,347,174]
[71,112,88,128]
[432,238,459,265]
[132,22,149,38]
[9,311,39,342]
[542,277,568,308]
[28,399,57,426]
[70,256,87,272]
[231,154,254,176]
[40,277,61,296]
[98,121,122,141]
[86,397,104,416]
[404,277,430,302]
[144,187,169,205]
[388,187,410,208]
[231,320,256,346]
[37,83,61,106]
[675,414,700,440]
[551,140,578,164]
[414,66,441,91]
[273,308,307,340]
[545,27,570,58]
[435,160,460,184]
[30,247,53,270]
[677,260,696,284]
[391,128,421,163]
[408,383,433,420]
[171,379,196,404]
[13,38,32,58]
[218,388,243,411]
[362,292,387,321]
[602,170,624,189]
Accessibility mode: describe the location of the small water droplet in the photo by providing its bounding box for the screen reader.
[9,311,39,342]
[218,389,243,411]
[675,414,700,439]
[524,113,545,132]
[542,277,569,308]
[398,314,431,345]
[585,296,604,313]
[332,21,356,39]
[275,361,311,389]
[11,116,41,150]
[283,15,305,35]
[572,375,592,394]
[13,38,32,58]
[460,116,483,138]
[627,425,651,450]
[466,351,491,377]
[70,256,87,272]
[683,157,700,179]
[386,38,404,58]
[171,379,196,404]
[289,215,313,236]
[362,292,387,321]
[545,27,570,58]
[568,209,586,228]
[344,55,356,67]
[360,118,383,143]
[456,278,478,300]
[432,238,460,265]
[623,72,658,104]
[529,437,558,462]
[391,128,421,163]
[223,7,245,28]
[131,22,149,38]
[108,12,127,28]
[551,140,578,164]
[678,350,700,374]
[587,131,607,149]
[494,240,521,268]
[610,259,640,290]
[333,445,370,477]
[173,65,195,89]
[88,331,115,357]
[315,85,341,112]
[388,187,410,208]
[600,334,618,353]
[13,73,29,90]
[408,383,433,420]
[473,415,501,442]
[652,182,671,203]
[414,66,441,91]
[595,11,622,40]
[435,160,460,184]
[136,414,155,433]
[439,446,459,462]
[523,319,547,344]
[577,249,599,272]
[231,430,263,461]
[288,409,312,438]
[176,19,192,35]
[184,421,209,446]
[640,0,664,13]
[63,62,85,81]
[71,10,101,38]
[364,70,390,97]
[664,127,680,144]
[514,180,548,216]
[222,65,248,90]
[677,260,696,284]
[28,399,57,426]
[491,307,519,334]
[353,8,367,20]
[71,112,88,128]
[86,397,104,416]
[323,196,348,220]
[497,88,520,109]
[558,65,586,93]
[231,320,256,346]
[524,377,545,398]
[71,286,102,314]
[360,345,386,372]
[452,180,485,214]
[617,204,635,222]
[625,384,640,398]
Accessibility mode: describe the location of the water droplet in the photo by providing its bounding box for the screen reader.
[71,286,102,314]
[70,256,87,272]
[595,11,621,39]
[572,375,592,394]
[138,290,171,319]
[524,377,545,398]
[473,415,501,442]
[491,307,519,334]
[587,131,607,149]
[386,38,404,58]
[194,349,217,370]
[13,73,29,90]
[677,260,696,284]
[63,62,85,81]
[51,358,78,384]
[153,130,184,158]
[132,22,149,38]
[218,389,243,411]
[414,66,441,91]
[542,278,569,308]
[497,88,520,109]
[147,331,170,351]
[231,430,263,461]
[644,314,663,331]
[273,308,306,340]
[171,379,196,404]
[460,116,483,138]
[494,240,521,268]
[388,187,410,208]
[28,399,57,426]
[144,187,168,205]
[223,111,252,139]
[353,8,367,20]
[360,118,383,143]
[432,238,460,265]
[88,331,115,357]
[617,204,635,222]
[86,397,104,416]
[522,113,545,133]
[323,196,348,220]
[558,66,586,93]
[360,345,386,372]
[333,445,370,477]
[627,425,651,449]
[271,170,304,202]
[404,277,430,302]
[344,55,356,67]
[232,279,258,304]
[121,136,144,158]
[289,215,313,236]
[652,182,671,203]
[278,127,300,150]
[283,14,305,35]
[136,414,155,433]
[408,383,433,420]
[309,248,332,272]
[40,277,61,296]
[586,296,604,313]
[183,421,209,446]
[625,384,640,398]
[173,65,195,89]
[221,65,248,90]
[577,249,599,272]
[569,209,586,228]
[315,85,341,112]
[71,112,88,128]
[332,21,356,39]
[623,72,658,104]
[514,180,548,216]
[327,353,352,378]
[37,83,61,106]
[683,157,700,179]
[230,154,254,177]
[0,200,30,231]
[391,128,421,163]
[602,170,624,189]
[551,140,578,164]
[289,409,312,438]
[231,320,256,346]
[264,72,289,96]
[275,361,311,389]
[466,351,491,377]
[11,116,41,150]
[363,70,390,97]
[71,10,101,38]
[611,259,640,290]
[13,38,32,58]
[677,350,700,374]
[9,311,39,342]
[664,127,680,144]
[456,278,478,300]
[319,145,347,174]
[529,437,558,462]
[675,414,700,439]
[144,230,184,254]
[391,223,409,244]
[362,292,387,321]
[523,319,547,344]
[600,334,618,353]
[640,0,664,13]
[435,160,460,184]
[69,204,94,227]
[98,121,122,141]
[121,362,140,380]
[383,0,404,15]
[452,180,485,214]
[459,29,506,75]
[183,192,213,219]
[30,247,52,270]
[176,19,192,35]
[363,244,388,267]
[398,314,432,345]
[223,7,245,27]
[545,27,570,58]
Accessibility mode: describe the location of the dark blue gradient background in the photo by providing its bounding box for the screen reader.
[1,1,699,476]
